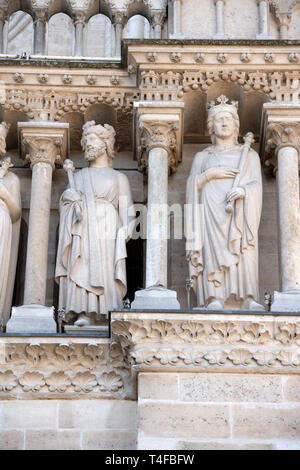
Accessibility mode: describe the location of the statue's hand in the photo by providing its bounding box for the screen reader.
[226,186,245,203]
[204,167,240,182]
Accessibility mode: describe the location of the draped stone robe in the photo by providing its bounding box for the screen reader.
[0,172,21,324]
[55,167,134,318]
[186,145,262,308]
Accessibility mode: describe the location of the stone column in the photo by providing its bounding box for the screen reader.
[256,0,272,39]
[6,123,69,334]
[131,106,183,309]
[33,8,48,55]
[265,122,300,311]
[169,0,185,39]
[0,7,7,54]
[73,9,86,57]
[276,12,291,40]
[112,10,126,58]
[151,11,165,39]
[213,0,228,39]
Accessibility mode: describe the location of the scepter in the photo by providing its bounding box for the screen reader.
[63,159,76,189]
[225,132,255,214]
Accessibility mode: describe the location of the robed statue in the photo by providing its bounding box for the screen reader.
[0,122,21,326]
[186,95,264,310]
[55,121,135,326]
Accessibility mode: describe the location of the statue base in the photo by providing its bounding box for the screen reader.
[131,286,180,310]
[6,305,57,334]
[64,325,109,336]
[271,290,300,312]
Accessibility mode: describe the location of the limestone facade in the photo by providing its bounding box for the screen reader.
[0,0,300,451]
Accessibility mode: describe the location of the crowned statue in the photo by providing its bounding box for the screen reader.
[0,122,21,326]
[55,121,135,327]
[186,95,264,310]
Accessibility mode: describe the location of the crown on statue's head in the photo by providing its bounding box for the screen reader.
[207,95,239,120]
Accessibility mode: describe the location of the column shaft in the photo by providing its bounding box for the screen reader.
[258,0,268,36]
[114,22,122,57]
[153,23,162,39]
[173,0,181,35]
[0,18,4,54]
[74,21,84,56]
[145,147,169,288]
[34,19,46,55]
[24,162,53,304]
[216,1,224,35]
[277,146,300,291]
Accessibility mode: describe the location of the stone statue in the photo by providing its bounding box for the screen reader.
[55,121,135,326]
[0,122,21,326]
[186,95,263,310]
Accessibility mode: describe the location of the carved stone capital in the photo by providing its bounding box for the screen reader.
[265,122,300,172]
[18,123,69,169]
[151,10,166,28]
[33,7,48,24]
[137,112,182,174]
[276,12,292,27]
[112,9,127,26]
[214,0,226,4]
[72,9,88,25]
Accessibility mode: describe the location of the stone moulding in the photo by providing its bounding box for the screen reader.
[0,337,133,399]
[111,312,300,374]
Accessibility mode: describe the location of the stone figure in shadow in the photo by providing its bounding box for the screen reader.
[186,95,264,310]
[55,121,135,327]
[0,122,21,327]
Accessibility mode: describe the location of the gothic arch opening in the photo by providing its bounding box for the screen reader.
[47,12,73,56]
[7,11,34,56]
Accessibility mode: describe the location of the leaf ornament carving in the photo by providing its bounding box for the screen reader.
[179,349,203,365]
[46,372,71,392]
[204,350,227,365]
[228,349,252,366]
[151,321,176,340]
[276,323,300,345]
[179,322,205,342]
[19,372,45,392]
[98,371,123,392]
[277,351,300,367]
[209,322,240,344]
[83,343,105,362]
[241,323,272,344]
[131,349,156,365]
[0,371,17,391]
[253,351,277,367]
[25,343,46,363]
[155,349,179,365]
[71,372,97,392]
[55,344,76,361]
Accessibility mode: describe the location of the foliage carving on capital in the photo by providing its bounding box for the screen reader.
[23,135,64,169]
[112,9,128,26]
[138,119,179,174]
[151,10,166,27]
[265,122,300,172]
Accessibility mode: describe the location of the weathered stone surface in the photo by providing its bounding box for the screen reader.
[82,431,137,450]
[232,405,300,439]
[0,431,24,450]
[26,430,81,450]
[139,373,179,400]
[179,373,283,403]
[139,402,230,439]
[1,401,57,429]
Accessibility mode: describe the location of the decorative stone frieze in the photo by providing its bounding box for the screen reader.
[0,337,132,398]
[111,312,300,373]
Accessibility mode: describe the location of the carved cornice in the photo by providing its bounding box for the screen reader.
[111,312,300,373]
[0,338,132,398]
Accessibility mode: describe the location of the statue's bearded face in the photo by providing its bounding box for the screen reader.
[213,111,236,140]
[83,132,106,161]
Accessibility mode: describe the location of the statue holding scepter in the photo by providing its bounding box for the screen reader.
[186,95,264,310]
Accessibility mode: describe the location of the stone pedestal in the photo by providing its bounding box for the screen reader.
[6,305,56,334]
